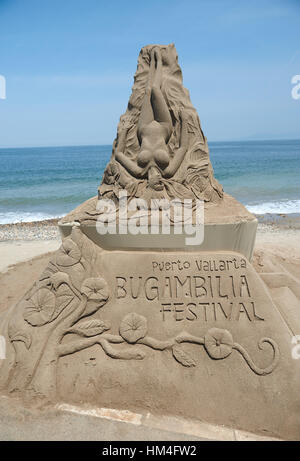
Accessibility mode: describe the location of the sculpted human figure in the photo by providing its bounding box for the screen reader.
[115,47,189,191]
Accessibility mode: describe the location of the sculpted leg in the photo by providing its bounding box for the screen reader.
[137,48,157,142]
[151,49,172,141]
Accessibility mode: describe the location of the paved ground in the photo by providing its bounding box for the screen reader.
[0,397,280,441]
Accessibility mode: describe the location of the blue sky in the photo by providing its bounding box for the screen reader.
[0,0,300,147]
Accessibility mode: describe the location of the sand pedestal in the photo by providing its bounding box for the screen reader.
[0,226,299,439]
[58,193,257,260]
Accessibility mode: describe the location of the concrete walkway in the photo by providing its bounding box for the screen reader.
[0,396,280,441]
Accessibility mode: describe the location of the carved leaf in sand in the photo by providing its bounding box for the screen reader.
[9,330,32,350]
[52,283,75,320]
[50,272,70,290]
[24,288,56,326]
[172,345,196,367]
[68,319,110,337]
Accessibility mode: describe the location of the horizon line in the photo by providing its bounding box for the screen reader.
[1,137,300,150]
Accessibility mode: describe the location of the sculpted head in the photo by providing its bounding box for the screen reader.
[148,166,164,191]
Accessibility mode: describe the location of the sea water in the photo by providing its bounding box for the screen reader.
[0,140,299,224]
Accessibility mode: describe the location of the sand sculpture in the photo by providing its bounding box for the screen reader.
[1,44,299,439]
[100,45,223,202]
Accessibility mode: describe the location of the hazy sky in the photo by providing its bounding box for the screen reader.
[0,0,300,147]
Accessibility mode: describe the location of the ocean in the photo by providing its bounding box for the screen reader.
[0,140,299,224]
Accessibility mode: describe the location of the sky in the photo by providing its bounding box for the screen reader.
[0,0,300,147]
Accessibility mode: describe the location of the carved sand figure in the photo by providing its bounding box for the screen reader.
[98,43,223,204]
[1,44,300,440]
[115,47,189,191]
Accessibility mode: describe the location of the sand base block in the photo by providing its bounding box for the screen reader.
[0,226,299,440]
[59,220,257,260]
[58,193,258,260]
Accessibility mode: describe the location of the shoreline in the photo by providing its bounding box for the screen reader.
[0,218,60,242]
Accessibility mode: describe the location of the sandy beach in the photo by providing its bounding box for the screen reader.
[0,219,60,273]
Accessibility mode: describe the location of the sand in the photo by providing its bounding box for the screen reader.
[0,219,298,436]
[0,221,61,312]
[1,225,299,311]
[0,218,299,315]
[254,227,300,278]
[0,219,60,241]
[0,217,299,440]
[0,240,60,273]
[0,220,298,341]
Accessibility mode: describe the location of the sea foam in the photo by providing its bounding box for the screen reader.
[246,199,300,215]
[0,211,60,225]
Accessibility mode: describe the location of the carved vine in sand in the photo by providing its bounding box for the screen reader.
[59,312,280,376]
[0,227,111,400]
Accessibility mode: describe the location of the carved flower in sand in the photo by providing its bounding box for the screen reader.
[204,328,233,360]
[185,167,209,194]
[119,313,147,344]
[24,288,56,326]
[81,277,109,304]
[56,239,81,267]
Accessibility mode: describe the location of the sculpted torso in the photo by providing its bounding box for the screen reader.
[138,121,170,170]
[115,47,189,191]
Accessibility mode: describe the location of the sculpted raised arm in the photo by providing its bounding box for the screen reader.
[116,126,128,154]
[115,126,144,178]
[163,111,189,178]
[115,151,144,178]
[151,48,172,141]
[137,48,157,142]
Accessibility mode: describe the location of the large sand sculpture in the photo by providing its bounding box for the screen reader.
[1,44,299,439]
[60,44,256,259]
